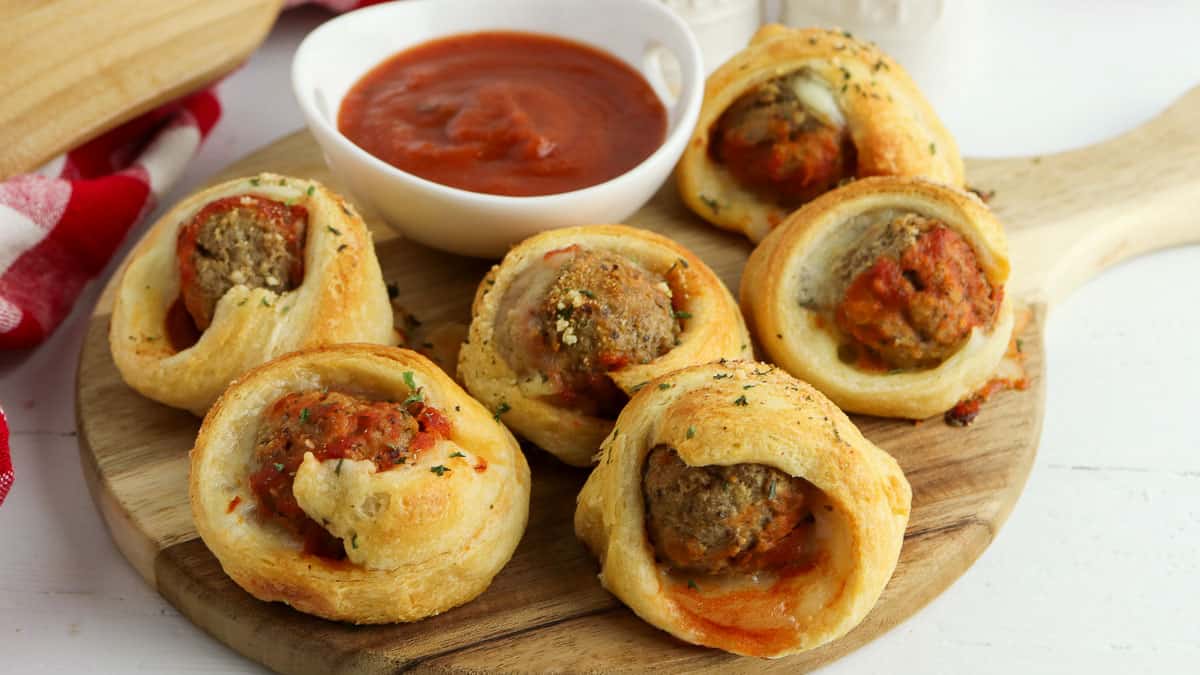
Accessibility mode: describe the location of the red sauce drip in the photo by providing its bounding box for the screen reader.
[337,31,667,197]
[165,296,202,352]
[945,326,1031,426]
[226,495,241,513]
[247,390,453,560]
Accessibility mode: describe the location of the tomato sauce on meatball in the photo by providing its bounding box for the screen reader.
[176,195,308,331]
[496,245,684,417]
[834,214,1001,370]
[642,446,812,576]
[710,74,855,207]
[248,390,451,558]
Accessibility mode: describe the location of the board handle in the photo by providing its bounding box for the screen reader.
[973,84,1200,309]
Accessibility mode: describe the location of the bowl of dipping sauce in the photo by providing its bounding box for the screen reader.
[292,0,703,257]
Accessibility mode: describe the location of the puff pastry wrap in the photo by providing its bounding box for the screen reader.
[678,24,963,242]
[575,360,911,657]
[110,173,393,415]
[458,224,751,466]
[190,345,531,623]
[741,176,1013,419]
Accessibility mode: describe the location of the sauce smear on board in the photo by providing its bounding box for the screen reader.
[337,31,668,196]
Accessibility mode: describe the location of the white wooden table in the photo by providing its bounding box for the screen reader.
[2,3,1198,673]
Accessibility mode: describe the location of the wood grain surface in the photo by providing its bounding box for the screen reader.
[0,0,282,179]
[76,85,1200,673]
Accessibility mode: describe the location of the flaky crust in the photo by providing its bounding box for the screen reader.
[458,225,751,467]
[575,360,911,657]
[189,345,531,624]
[740,176,1013,418]
[677,25,964,242]
[109,173,394,415]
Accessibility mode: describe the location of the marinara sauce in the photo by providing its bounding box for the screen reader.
[337,31,668,196]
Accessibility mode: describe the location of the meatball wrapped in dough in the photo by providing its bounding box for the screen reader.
[678,25,963,242]
[575,360,911,657]
[190,345,531,624]
[459,224,751,466]
[740,176,1012,418]
[109,173,394,415]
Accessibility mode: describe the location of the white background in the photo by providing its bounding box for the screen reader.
[2,2,1198,673]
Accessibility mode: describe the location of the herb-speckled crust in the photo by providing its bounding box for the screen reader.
[677,25,964,243]
[109,173,395,415]
[457,224,751,467]
[574,360,911,657]
[740,176,1013,418]
[190,345,531,624]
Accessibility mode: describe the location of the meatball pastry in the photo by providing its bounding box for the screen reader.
[741,176,1012,419]
[575,360,911,657]
[459,224,750,466]
[190,345,531,624]
[110,173,393,415]
[678,25,963,242]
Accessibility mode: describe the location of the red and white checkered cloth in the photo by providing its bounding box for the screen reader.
[0,0,386,507]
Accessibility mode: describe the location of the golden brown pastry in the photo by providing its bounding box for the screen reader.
[110,173,393,415]
[458,224,751,467]
[678,25,963,242]
[741,176,1012,418]
[575,360,911,657]
[190,345,531,624]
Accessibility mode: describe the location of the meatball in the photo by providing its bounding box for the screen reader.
[497,245,681,417]
[248,390,451,558]
[642,446,810,575]
[176,195,307,330]
[711,74,855,206]
[835,215,1001,370]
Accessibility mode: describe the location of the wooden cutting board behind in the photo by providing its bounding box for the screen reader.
[75,87,1200,673]
[0,0,282,179]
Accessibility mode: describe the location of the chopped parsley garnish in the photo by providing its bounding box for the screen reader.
[340,204,352,216]
[449,451,466,458]
[238,298,248,306]
[401,371,423,405]
[430,465,450,476]
[493,402,511,421]
[687,579,699,591]
[351,534,358,549]
[699,194,720,213]
[335,458,344,475]
[733,395,749,406]
[1016,338,1025,353]
[672,310,692,320]
[929,142,937,155]
[743,384,756,390]
[658,382,672,390]
[337,244,348,253]
[686,426,695,439]
[578,289,596,299]
[273,463,285,472]
[261,297,271,307]
[306,185,315,196]
[278,178,287,186]
[327,225,341,235]
[299,408,310,423]
[713,373,730,380]
[631,382,648,392]
[249,177,260,186]
[768,480,777,499]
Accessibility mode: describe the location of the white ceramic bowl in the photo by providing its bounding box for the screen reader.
[292,0,704,258]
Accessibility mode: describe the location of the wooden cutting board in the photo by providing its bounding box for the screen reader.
[75,86,1200,673]
[0,0,282,179]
